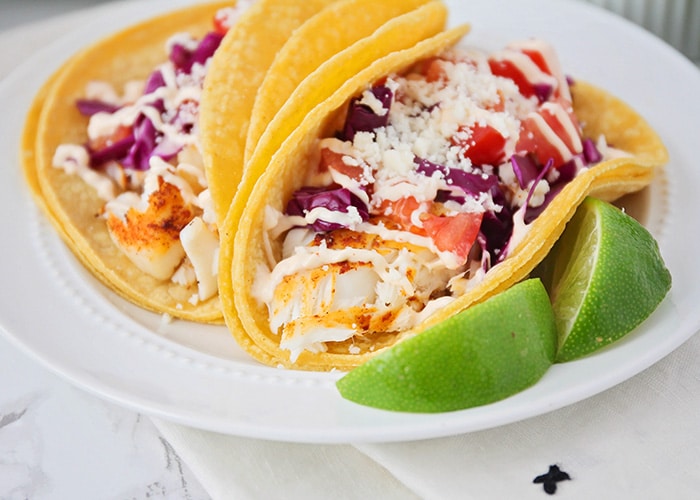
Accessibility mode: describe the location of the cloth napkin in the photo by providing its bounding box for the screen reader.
[5,2,700,499]
[153,330,700,499]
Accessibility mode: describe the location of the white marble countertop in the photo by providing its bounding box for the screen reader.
[1,3,210,499]
[0,334,210,499]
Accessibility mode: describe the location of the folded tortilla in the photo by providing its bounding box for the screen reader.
[208,1,453,353]
[202,0,447,228]
[224,30,667,370]
[25,2,235,323]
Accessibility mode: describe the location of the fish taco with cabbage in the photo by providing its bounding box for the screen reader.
[23,0,453,323]
[225,29,667,369]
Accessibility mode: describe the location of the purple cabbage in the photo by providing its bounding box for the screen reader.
[532,82,554,103]
[342,85,393,141]
[479,186,514,264]
[169,31,223,74]
[286,186,369,232]
[76,99,119,116]
[553,156,579,183]
[88,111,181,170]
[121,116,157,170]
[582,137,602,164]
[509,153,540,190]
[414,156,514,264]
[119,112,178,171]
[415,157,499,198]
[144,69,166,94]
[88,135,135,167]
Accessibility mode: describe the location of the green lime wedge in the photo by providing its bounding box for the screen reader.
[541,197,672,362]
[336,279,557,413]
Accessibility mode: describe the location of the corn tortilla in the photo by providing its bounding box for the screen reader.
[200,0,340,228]
[28,2,234,323]
[225,26,472,368]
[243,0,440,165]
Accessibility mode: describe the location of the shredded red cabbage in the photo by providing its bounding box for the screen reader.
[509,153,540,190]
[144,69,166,94]
[532,82,554,103]
[121,113,181,170]
[286,186,369,232]
[480,187,514,264]
[414,156,516,264]
[76,99,120,116]
[121,116,157,170]
[88,135,135,167]
[170,32,223,74]
[415,157,499,197]
[342,85,393,141]
[582,137,602,163]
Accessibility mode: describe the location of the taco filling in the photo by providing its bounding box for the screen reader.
[51,6,246,305]
[252,39,629,361]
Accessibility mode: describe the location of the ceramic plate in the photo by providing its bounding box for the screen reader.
[1,0,699,443]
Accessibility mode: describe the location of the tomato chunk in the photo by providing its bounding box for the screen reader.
[452,124,507,166]
[488,58,537,100]
[422,212,483,263]
[89,125,133,151]
[213,11,232,35]
[320,148,365,181]
[517,115,566,168]
[379,196,483,263]
[378,196,425,235]
[516,100,581,168]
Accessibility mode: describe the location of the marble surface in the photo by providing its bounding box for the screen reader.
[1,2,210,499]
[0,335,210,499]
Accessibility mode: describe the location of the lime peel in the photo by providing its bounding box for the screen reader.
[544,197,672,362]
[336,278,557,413]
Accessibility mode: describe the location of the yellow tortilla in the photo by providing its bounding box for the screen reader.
[225,33,667,371]
[224,25,471,368]
[200,0,340,228]
[212,1,452,359]
[244,0,439,165]
[237,0,448,230]
[28,2,233,323]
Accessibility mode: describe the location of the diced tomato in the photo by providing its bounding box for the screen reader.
[213,10,232,35]
[488,58,538,100]
[424,58,448,83]
[89,125,132,150]
[517,115,564,168]
[516,99,582,168]
[378,196,483,262]
[514,41,571,101]
[319,148,365,181]
[411,57,441,82]
[422,212,483,263]
[452,124,507,166]
[520,48,550,74]
[488,89,506,112]
[378,196,425,235]
[539,101,581,153]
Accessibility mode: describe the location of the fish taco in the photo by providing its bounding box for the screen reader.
[225,30,667,369]
[24,0,451,323]
[23,2,257,323]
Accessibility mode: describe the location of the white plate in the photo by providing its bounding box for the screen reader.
[1,0,699,444]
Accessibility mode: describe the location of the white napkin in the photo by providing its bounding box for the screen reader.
[154,330,700,499]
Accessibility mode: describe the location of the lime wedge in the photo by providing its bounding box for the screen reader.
[336,279,556,413]
[541,197,671,362]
